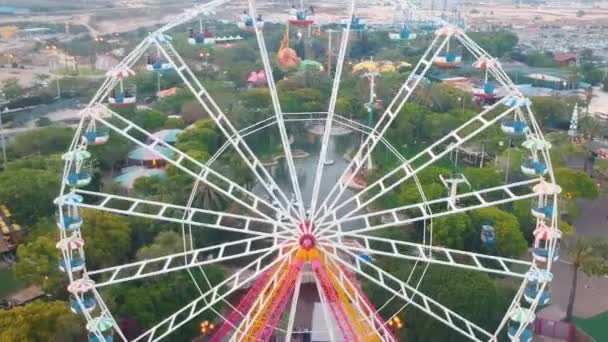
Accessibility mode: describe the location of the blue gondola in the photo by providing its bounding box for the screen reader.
[524,283,551,306]
[531,202,554,219]
[84,130,109,145]
[60,216,83,231]
[67,172,92,187]
[521,158,547,176]
[532,247,560,262]
[342,15,366,30]
[480,224,496,247]
[89,335,113,342]
[483,82,495,95]
[146,55,173,72]
[59,257,85,272]
[507,323,533,342]
[500,119,529,136]
[70,295,97,314]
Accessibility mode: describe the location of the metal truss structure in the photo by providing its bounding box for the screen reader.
[55,0,561,341]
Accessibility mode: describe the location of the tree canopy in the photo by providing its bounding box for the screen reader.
[80,209,132,269]
[0,154,63,225]
[8,127,73,158]
[0,301,85,341]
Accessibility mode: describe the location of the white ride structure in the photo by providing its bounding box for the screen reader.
[55,0,561,341]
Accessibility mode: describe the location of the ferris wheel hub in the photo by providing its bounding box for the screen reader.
[299,233,316,250]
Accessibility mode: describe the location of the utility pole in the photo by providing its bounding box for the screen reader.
[327,29,333,77]
[0,108,7,170]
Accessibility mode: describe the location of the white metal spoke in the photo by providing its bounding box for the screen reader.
[246,0,307,220]
[316,96,523,235]
[150,36,300,222]
[88,236,291,287]
[91,105,292,228]
[320,178,542,239]
[321,253,396,342]
[309,0,356,216]
[321,246,494,342]
[312,31,450,223]
[326,234,533,278]
[60,189,291,239]
[133,246,295,342]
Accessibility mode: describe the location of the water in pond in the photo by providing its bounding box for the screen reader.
[251,125,365,228]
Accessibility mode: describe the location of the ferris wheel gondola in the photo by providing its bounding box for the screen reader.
[188,16,215,46]
[107,68,136,107]
[238,10,264,31]
[146,34,174,72]
[433,27,462,68]
[340,15,366,31]
[288,4,314,27]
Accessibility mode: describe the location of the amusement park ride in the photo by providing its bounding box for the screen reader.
[55,0,562,341]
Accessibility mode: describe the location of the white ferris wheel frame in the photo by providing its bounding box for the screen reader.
[54,0,561,341]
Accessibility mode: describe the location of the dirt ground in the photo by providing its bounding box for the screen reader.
[464,4,608,26]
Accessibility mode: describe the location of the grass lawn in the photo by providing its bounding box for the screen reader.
[574,310,608,342]
[0,268,24,298]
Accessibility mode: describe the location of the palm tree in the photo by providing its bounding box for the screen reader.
[196,182,226,212]
[579,117,602,140]
[563,237,608,322]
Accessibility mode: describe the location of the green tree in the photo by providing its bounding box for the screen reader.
[563,237,608,322]
[464,166,502,190]
[80,210,131,269]
[471,207,527,257]
[0,155,63,225]
[530,96,575,129]
[8,127,73,158]
[196,180,228,211]
[136,231,185,260]
[579,116,604,140]
[13,233,65,296]
[593,158,608,178]
[555,167,599,200]
[134,109,168,131]
[0,301,85,341]
[1,77,23,100]
[403,266,508,342]
[88,135,130,175]
[107,268,225,340]
[163,117,186,129]
[175,119,219,157]
[432,213,475,250]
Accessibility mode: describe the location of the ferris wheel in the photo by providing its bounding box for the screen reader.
[55,0,562,341]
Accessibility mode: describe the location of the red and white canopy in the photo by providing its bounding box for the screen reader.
[56,235,85,250]
[472,58,496,69]
[533,222,562,241]
[532,180,562,196]
[67,278,95,294]
[106,67,136,78]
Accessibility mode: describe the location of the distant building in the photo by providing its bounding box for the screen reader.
[552,52,577,67]
[0,26,17,40]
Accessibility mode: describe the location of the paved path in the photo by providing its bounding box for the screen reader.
[573,193,608,237]
[539,192,608,320]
